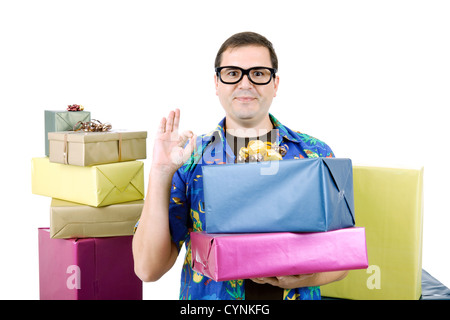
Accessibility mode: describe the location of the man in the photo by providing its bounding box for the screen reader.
[133,32,348,300]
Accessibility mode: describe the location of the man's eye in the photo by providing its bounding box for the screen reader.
[227,71,238,77]
[252,70,267,77]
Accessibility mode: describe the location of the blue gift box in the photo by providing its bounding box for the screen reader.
[202,158,355,233]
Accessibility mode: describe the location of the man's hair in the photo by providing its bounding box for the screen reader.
[214,31,278,70]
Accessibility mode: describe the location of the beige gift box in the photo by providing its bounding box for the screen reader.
[50,198,144,239]
[48,130,147,166]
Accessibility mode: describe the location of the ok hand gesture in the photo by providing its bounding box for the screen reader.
[151,109,197,175]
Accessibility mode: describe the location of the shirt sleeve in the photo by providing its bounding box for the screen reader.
[168,168,191,252]
[292,131,335,159]
[321,142,335,158]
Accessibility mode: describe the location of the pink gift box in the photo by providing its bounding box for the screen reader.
[191,227,368,282]
[38,228,142,300]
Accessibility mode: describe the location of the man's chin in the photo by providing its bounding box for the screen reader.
[233,112,259,121]
[231,104,260,120]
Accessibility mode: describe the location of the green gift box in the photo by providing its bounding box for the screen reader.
[44,110,91,156]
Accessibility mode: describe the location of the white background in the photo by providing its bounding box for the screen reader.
[0,0,449,299]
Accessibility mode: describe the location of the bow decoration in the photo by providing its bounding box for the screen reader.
[236,140,287,163]
[73,119,112,132]
[67,104,84,111]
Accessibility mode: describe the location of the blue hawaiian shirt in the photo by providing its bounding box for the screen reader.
[167,114,335,300]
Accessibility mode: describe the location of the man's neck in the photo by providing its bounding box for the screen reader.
[224,114,273,138]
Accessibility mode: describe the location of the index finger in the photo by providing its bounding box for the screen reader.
[173,108,180,132]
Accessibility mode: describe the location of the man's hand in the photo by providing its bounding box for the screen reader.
[152,108,196,175]
[251,274,316,289]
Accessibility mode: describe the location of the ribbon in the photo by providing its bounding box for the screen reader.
[67,104,84,111]
[73,119,112,132]
[118,132,122,162]
[63,133,68,165]
[236,140,287,163]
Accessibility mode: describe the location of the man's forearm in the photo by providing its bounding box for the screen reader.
[132,168,178,282]
[299,270,349,287]
[251,270,349,289]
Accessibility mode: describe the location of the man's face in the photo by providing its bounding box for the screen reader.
[215,45,279,128]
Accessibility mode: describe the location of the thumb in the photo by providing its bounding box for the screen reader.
[181,134,197,164]
[177,130,194,147]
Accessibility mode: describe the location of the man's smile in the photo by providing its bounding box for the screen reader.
[235,96,256,103]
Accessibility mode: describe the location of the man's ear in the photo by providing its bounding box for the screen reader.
[214,74,219,96]
[273,75,280,97]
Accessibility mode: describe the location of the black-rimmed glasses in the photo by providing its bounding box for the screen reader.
[215,66,277,85]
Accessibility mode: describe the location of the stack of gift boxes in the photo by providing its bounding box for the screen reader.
[191,157,369,283]
[32,107,146,300]
[191,157,425,300]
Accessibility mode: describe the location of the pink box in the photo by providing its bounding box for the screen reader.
[38,228,142,300]
[191,227,368,282]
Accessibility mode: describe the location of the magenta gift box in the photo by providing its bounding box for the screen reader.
[191,227,368,282]
[38,228,142,300]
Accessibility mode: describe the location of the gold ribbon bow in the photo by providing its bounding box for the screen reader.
[237,140,287,163]
[73,119,112,132]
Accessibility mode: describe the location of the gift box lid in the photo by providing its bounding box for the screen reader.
[48,130,147,143]
[45,110,91,129]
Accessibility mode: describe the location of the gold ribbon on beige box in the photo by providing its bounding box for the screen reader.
[73,119,112,132]
[60,120,122,165]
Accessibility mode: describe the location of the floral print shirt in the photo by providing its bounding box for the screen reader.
[168,114,334,300]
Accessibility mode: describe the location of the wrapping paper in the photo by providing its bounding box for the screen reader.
[202,158,355,233]
[421,270,450,300]
[31,157,144,207]
[45,110,91,156]
[321,166,424,300]
[50,198,144,239]
[191,227,368,282]
[48,130,147,166]
[38,228,142,300]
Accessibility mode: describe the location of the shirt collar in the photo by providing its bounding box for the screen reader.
[203,114,300,163]
[183,114,301,171]
[210,113,301,146]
